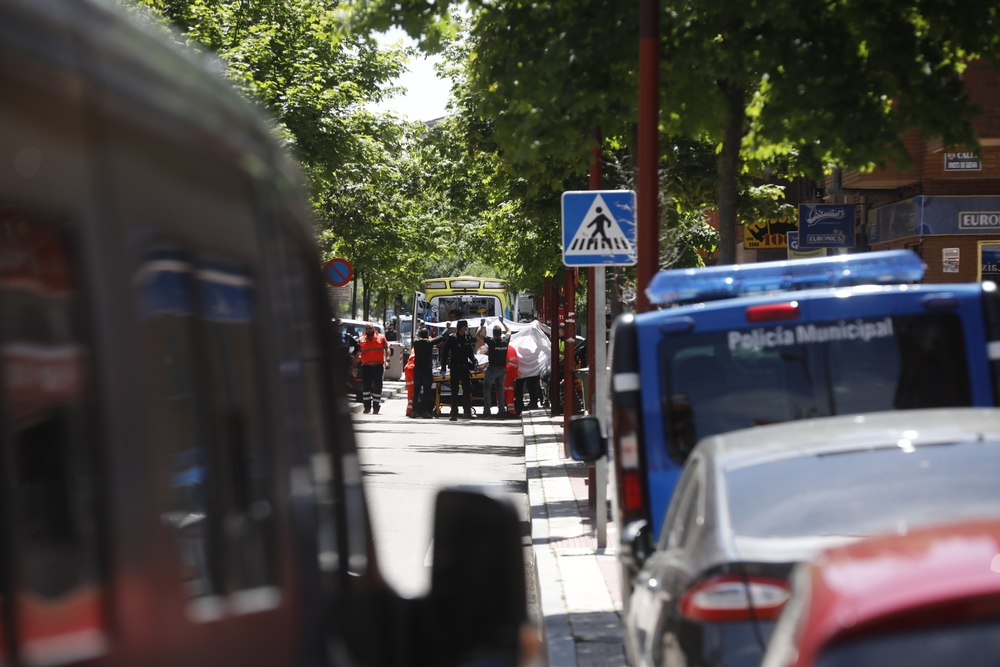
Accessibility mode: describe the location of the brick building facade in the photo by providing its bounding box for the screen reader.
[825,59,1000,283]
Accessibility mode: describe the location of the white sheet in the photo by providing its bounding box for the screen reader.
[509,321,551,378]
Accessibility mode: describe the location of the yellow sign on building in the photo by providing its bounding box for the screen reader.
[744,216,798,249]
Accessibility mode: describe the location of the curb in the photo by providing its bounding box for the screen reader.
[522,410,626,667]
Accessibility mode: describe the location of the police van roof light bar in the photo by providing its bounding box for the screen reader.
[646,250,926,305]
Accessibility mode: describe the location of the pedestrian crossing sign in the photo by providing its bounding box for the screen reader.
[561,190,637,267]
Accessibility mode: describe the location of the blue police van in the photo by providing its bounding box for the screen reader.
[592,250,1000,595]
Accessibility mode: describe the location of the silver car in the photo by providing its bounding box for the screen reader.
[625,408,1000,667]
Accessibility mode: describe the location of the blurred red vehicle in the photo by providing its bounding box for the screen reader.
[763,520,1000,667]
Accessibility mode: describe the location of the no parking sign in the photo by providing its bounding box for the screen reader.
[324,257,353,287]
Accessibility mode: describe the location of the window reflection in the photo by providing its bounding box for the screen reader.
[134,250,215,599]
[134,248,275,616]
[0,213,107,665]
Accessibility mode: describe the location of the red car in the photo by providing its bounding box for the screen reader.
[763,520,1000,667]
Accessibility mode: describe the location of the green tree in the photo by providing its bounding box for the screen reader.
[660,0,1000,262]
[352,0,1000,267]
[126,0,454,300]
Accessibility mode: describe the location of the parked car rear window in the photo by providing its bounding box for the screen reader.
[817,619,1000,667]
[659,314,971,461]
[726,441,1000,538]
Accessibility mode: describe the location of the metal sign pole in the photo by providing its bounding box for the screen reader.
[595,266,608,548]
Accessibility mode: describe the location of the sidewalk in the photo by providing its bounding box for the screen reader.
[522,409,627,667]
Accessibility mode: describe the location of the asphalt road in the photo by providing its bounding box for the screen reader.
[353,388,529,599]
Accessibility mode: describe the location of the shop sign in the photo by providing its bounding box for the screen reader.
[798,204,856,248]
[869,197,1000,243]
[979,242,1000,283]
[786,232,826,259]
[959,211,1000,231]
[744,215,797,249]
[942,247,960,273]
[945,152,981,171]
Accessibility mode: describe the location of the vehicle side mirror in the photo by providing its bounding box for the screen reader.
[568,415,606,462]
[621,520,653,572]
[427,487,527,667]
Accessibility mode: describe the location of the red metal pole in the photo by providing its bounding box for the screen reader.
[542,277,550,325]
[563,268,576,456]
[636,0,660,313]
[550,278,560,418]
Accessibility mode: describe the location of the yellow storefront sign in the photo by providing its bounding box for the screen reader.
[744,216,798,249]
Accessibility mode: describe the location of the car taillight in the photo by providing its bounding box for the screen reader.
[679,574,791,622]
[621,471,643,511]
[613,405,646,516]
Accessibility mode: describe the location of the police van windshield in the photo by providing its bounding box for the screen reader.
[659,314,971,462]
[431,296,500,321]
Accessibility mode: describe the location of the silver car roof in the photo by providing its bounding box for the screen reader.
[699,408,1000,471]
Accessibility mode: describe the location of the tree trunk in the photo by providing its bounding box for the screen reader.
[351,274,358,319]
[716,81,745,265]
[363,274,371,322]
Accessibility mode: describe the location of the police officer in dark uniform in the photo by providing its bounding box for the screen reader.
[411,326,447,418]
[441,319,478,421]
[477,317,511,418]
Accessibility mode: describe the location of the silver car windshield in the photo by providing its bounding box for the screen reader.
[727,441,1000,538]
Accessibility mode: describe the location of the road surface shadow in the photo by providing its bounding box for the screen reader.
[416,443,525,458]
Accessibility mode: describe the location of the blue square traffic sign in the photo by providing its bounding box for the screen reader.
[561,190,637,267]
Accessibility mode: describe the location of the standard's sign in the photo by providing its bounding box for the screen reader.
[797,204,856,248]
[945,152,981,171]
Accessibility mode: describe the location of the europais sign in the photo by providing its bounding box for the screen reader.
[797,204,856,249]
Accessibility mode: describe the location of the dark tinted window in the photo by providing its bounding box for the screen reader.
[726,441,1000,538]
[817,619,1000,667]
[197,261,274,596]
[0,214,107,662]
[663,458,702,550]
[659,314,970,461]
[135,250,215,599]
[135,248,275,617]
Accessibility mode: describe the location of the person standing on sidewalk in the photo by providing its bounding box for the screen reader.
[476,317,511,419]
[358,322,389,414]
[442,319,477,421]
[385,321,399,342]
[411,326,447,418]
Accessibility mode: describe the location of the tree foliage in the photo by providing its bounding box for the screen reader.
[126,0,451,302]
[352,0,1000,268]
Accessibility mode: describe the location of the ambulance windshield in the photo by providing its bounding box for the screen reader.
[431,295,501,321]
